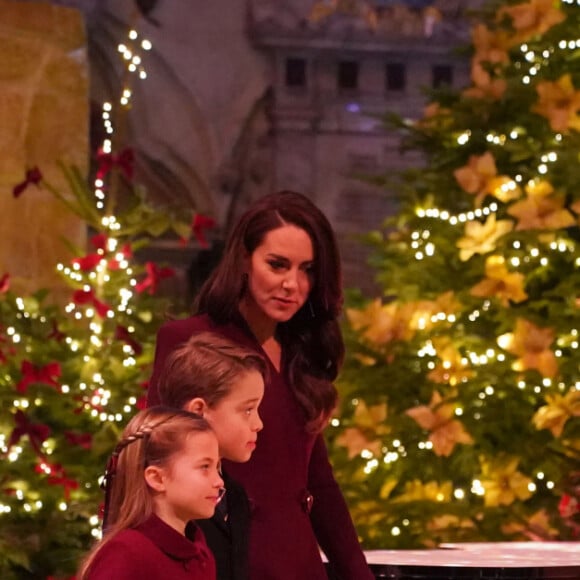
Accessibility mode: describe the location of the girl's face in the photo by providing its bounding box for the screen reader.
[190,369,264,462]
[243,224,314,328]
[149,431,223,533]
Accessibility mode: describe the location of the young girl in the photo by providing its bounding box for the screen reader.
[78,407,224,580]
[154,331,267,580]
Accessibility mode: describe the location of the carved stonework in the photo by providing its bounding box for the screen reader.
[250,0,480,43]
[0,0,88,296]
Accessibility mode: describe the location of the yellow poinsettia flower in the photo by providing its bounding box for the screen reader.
[463,24,512,100]
[427,514,475,533]
[335,400,389,459]
[532,389,580,437]
[427,337,473,386]
[334,427,382,459]
[472,23,512,65]
[417,102,453,131]
[488,176,521,203]
[412,291,463,331]
[379,479,398,500]
[464,61,508,101]
[454,152,519,206]
[470,255,528,306]
[533,74,580,133]
[353,353,377,366]
[456,214,514,261]
[499,0,566,42]
[497,318,558,378]
[394,479,453,503]
[433,290,462,315]
[525,179,555,198]
[502,509,558,539]
[347,300,415,346]
[454,152,495,205]
[507,182,575,230]
[479,455,533,507]
[406,391,473,457]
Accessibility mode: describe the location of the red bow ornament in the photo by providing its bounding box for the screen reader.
[91,233,108,251]
[115,325,143,355]
[108,243,133,270]
[72,253,103,272]
[12,167,43,198]
[192,214,216,248]
[48,320,66,342]
[72,289,111,317]
[16,360,61,393]
[135,262,175,294]
[8,410,51,456]
[36,462,79,501]
[64,431,93,450]
[96,148,135,181]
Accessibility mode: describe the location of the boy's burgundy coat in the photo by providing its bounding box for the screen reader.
[149,314,373,580]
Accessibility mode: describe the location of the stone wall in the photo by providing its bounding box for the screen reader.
[0,0,88,296]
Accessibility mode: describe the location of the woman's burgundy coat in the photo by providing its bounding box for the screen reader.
[148,314,373,580]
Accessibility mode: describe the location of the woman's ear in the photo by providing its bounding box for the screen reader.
[144,466,166,493]
[185,397,208,417]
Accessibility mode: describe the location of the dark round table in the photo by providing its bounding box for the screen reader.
[362,543,580,579]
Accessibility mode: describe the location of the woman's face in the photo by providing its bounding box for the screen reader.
[244,224,314,325]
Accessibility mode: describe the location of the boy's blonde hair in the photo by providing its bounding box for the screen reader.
[157,331,267,409]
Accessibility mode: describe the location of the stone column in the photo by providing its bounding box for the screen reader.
[0,0,88,296]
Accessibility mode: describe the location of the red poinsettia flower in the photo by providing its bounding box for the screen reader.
[9,410,51,456]
[96,147,135,181]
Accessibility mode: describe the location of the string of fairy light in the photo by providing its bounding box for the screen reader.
[96,29,151,208]
[329,22,580,537]
[1,26,153,529]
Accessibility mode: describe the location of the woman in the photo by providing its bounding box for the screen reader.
[149,191,373,580]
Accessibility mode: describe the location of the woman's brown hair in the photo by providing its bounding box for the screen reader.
[157,331,268,410]
[194,191,344,430]
[77,407,212,579]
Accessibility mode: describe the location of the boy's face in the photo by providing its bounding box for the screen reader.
[202,369,264,462]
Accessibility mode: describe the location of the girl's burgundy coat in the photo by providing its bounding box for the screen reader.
[149,314,373,580]
[87,514,215,580]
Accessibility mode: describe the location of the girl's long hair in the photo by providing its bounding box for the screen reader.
[158,332,268,410]
[78,407,212,579]
[194,191,344,431]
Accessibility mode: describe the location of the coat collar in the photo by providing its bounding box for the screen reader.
[136,514,211,563]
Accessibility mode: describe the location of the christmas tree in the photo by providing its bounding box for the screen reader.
[329,0,580,549]
[0,22,205,578]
